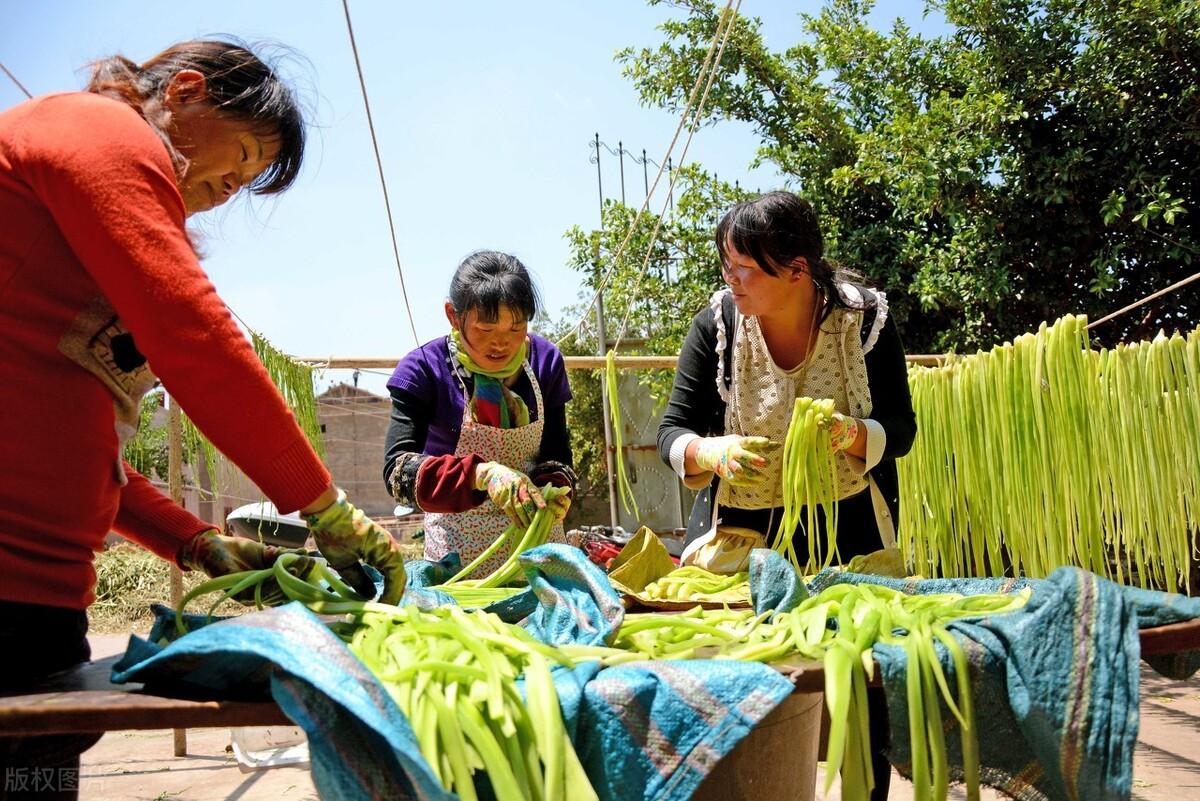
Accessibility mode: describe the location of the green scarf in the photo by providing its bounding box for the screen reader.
[451,330,531,428]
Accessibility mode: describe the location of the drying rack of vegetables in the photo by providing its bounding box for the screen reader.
[177,551,1028,801]
[899,315,1200,592]
[604,350,640,518]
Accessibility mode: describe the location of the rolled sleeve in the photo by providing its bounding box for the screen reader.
[841,418,887,476]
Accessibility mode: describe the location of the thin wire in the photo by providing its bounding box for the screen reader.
[1086,270,1200,330]
[0,62,32,98]
[341,0,420,347]
[555,0,736,349]
[609,0,740,352]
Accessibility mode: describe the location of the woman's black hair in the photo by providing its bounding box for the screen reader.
[87,38,306,195]
[715,191,865,320]
[448,251,540,325]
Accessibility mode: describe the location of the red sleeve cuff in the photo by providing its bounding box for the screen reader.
[414,453,488,513]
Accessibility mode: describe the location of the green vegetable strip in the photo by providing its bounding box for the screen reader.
[605,350,639,518]
[777,397,840,573]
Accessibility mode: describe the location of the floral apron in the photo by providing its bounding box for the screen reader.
[423,358,565,577]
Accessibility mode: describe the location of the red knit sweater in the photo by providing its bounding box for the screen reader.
[0,93,331,610]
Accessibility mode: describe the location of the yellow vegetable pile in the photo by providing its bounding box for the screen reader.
[642,565,751,604]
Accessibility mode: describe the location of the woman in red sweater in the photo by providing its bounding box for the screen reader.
[0,39,406,798]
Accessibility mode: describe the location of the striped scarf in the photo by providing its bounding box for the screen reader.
[451,330,530,429]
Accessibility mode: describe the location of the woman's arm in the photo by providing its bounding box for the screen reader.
[18,94,331,513]
[657,309,724,487]
[853,316,918,470]
[383,387,489,513]
[114,464,215,563]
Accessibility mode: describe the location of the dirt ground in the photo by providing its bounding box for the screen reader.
[78,633,1200,801]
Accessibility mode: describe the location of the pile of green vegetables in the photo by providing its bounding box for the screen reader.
[338,603,597,801]
[179,555,1028,801]
[562,583,1029,801]
[778,396,841,572]
[642,565,751,604]
[900,315,1199,591]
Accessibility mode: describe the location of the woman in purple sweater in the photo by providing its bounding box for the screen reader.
[382,251,575,576]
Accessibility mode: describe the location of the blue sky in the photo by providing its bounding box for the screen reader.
[2,1,939,394]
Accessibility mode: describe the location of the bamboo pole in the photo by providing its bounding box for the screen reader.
[292,354,948,370]
[166,398,187,757]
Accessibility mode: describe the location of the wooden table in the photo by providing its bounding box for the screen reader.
[2,620,1197,737]
[0,655,290,736]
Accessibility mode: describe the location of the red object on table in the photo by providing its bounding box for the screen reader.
[584,540,623,570]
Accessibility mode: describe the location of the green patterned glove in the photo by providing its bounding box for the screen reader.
[475,461,546,527]
[305,491,408,604]
[693,435,778,486]
[179,530,316,606]
[546,489,572,525]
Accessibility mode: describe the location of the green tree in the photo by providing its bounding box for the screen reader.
[551,168,748,517]
[123,390,170,480]
[608,0,1200,351]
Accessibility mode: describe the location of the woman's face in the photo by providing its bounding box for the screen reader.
[446,303,529,370]
[163,70,281,215]
[721,240,808,317]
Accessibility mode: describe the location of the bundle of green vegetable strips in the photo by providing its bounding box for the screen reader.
[336,603,598,801]
[439,485,571,588]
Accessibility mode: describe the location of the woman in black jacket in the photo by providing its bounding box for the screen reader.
[657,190,917,800]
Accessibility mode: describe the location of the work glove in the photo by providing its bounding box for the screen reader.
[545,490,572,525]
[305,490,408,604]
[827,413,861,452]
[179,529,316,607]
[693,435,778,486]
[529,461,577,526]
[475,461,546,528]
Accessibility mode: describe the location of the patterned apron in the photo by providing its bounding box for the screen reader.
[423,356,565,577]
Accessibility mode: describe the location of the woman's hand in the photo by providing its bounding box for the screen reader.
[475,462,546,527]
[827,413,861,452]
[178,530,316,606]
[545,490,572,525]
[305,491,409,604]
[691,435,779,485]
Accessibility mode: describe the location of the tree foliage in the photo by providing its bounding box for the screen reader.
[605,0,1200,351]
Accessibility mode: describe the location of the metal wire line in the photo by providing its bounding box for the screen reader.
[341,0,420,347]
[1086,270,1200,332]
[555,0,737,349]
[0,62,33,99]
[607,0,741,354]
